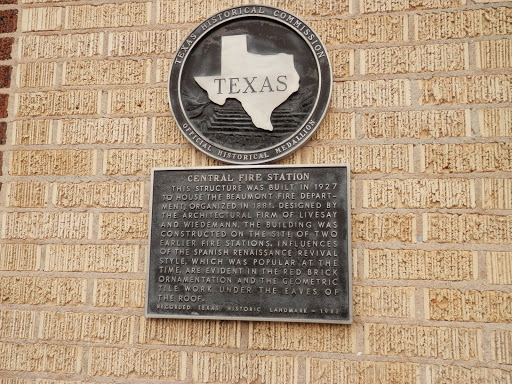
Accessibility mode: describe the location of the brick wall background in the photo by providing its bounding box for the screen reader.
[0,0,511,382]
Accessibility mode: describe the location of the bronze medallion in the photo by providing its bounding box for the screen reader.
[169,6,332,164]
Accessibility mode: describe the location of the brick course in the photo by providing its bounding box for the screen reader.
[88,347,184,378]
[307,358,419,384]
[426,365,512,384]
[365,323,482,360]
[0,121,6,144]
[45,244,139,272]
[0,37,14,60]
[0,244,40,271]
[0,94,8,118]
[140,318,241,348]
[415,7,512,40]
[20,33,104,59]
[0,10,18,34]
[249,322,354,353]
[0,65,11,88]
[0,343,82,373]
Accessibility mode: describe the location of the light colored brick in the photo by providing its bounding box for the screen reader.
[2,212,92,240]
[193,352,297,384]
[310,15,407,45]
[362,43,468,74]
[492,330,512,365]
[156,58,172,83]
[416,7,512,40]
[35,381,90,384]
[249,322,354,353]
[278,150,302,165]
[39,312,134,344]
[365,323,482,360]
[20,33,104,60]
[109,30,184,57]
[0,343,81,373]
[365,249,477,281]
[17,62,56,88]
[88,347,184,379]
[363,110,470,138]
[0,276,86,306]
[93,279,145,308]
[140,318,240,348]
[422,143,512,173]
[307,358,419,384]
[107,88,168,114]
[63,59,151,86]
[6,181,48,208]
[479,107,512,137]
[362,178,475,209]
[0,310,35,339]
[53,181,144,208]
[332,79,410,109]
[15,90,101,117]
[487,252,512,285]
[65,3,151,29]
[0,379,29,384]
[427,288,512,323]
[424,213,512,244]
[57,117,147,144]
[152,116,187,144]
[21,7,62,32]
[476,39,512,69]
[312,145,413,174]
[99,213,148,240]
[103,148,194,175]
[483,178,512,209]
[421,75,512,105]
[45,244,139,273]
[313,113,354,141]
[329,49,354,78]
[22,0,80,3]
[9,150,96,176]
[35,381,86,384]
[12,120,51,145]
[354,286,415,318]
[273,0,350,16]
[193,152,224,167]
[426,365,512,384]
[0,244,40,271]
[157,0,348,24]
[352,213,416,243]
[361,0,463,13]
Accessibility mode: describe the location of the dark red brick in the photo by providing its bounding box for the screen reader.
[0,66,11,88]
[0,0,17,4]
[0,38,14,60]
[0,121,6,144]
[0,10,18,34]
[0,94,8,118]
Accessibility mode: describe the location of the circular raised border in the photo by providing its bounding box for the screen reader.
[169,6,332,165]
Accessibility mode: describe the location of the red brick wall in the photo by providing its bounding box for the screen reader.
[0,8,15,183]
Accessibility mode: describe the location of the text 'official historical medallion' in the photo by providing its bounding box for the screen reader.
[169,6,332,164]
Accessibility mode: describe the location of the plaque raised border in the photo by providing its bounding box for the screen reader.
[145,164,352,324]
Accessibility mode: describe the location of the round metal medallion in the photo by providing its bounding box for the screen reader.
[169,6,332,164]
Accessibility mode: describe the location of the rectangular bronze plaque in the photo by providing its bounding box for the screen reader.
[145,165,352,323]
